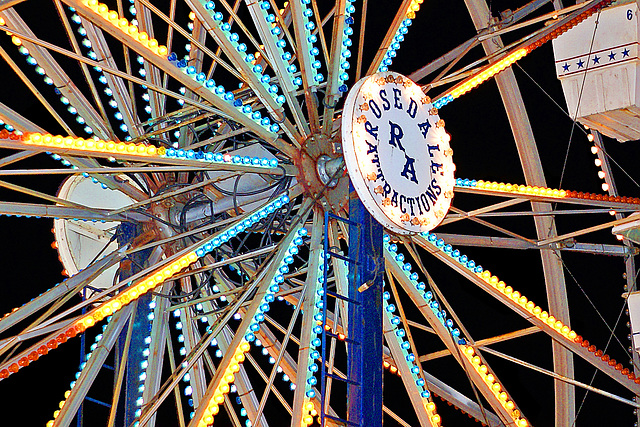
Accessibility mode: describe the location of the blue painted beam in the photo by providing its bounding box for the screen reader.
[348,184,384,427]
[114,221,152,426]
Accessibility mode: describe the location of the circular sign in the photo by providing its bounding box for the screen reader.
[342,72,455,234]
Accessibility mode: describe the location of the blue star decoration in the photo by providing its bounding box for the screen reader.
[622,48,630,57]
[609,51,616,61]
[592,55,600,64]
[562,62,570,72]
[577,59,585,69]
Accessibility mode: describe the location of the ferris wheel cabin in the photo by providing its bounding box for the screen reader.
[553,1,640,141]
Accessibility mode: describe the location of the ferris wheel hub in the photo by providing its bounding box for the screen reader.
[293,132,348,213]
[316,154,344,188]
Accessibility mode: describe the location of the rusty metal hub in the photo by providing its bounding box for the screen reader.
[293,132,348,213]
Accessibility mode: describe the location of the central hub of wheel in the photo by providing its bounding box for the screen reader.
[293,132,348,213]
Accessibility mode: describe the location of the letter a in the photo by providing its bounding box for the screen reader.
[418,120,431,138]
[401,154,418,184]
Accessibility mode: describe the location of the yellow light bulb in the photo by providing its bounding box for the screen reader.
[554,321,563,330]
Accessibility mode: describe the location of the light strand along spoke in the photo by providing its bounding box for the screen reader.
[0,193,290,379]
[411,232,640,394]
[385,241,529,427]
[186,204,312,427]
[51,305,133,427]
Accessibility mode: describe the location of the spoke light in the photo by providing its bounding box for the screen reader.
[382,292,441,425]
[336,0,357,92]
[378,0,423,73]
[193,227,308,427]
[168,53,281,134]
[44,321,111,427]
[0,194,290,380]
[19,132,279,169]
[386,236,528,426]
[253,0,301,89]
[433,0,615,109]
[79,0,168,57]
[300,251,325,426]
[456,177,640,205]
[417,231,640,388]
[193,0,287,107]
[294,0,324,84]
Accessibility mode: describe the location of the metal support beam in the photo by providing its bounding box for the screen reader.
[347,185,383,426]
[433,233,636,256]
[463,2,575,424]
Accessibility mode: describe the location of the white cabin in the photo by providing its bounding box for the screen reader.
[553,1,640,141]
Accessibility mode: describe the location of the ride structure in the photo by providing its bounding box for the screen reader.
[0,1,639,427]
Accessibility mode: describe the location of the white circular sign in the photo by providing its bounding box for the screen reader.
[342,72,455,234]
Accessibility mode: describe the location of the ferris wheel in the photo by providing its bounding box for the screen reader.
[0,0,639,426]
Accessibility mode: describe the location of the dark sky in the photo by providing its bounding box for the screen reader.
[1,1,640,426]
